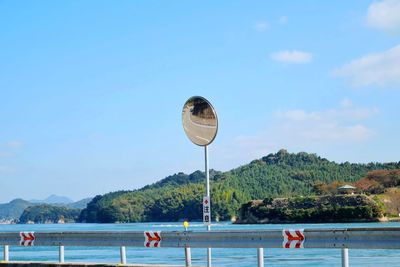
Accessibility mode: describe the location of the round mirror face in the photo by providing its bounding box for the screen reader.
[182,96,218,146]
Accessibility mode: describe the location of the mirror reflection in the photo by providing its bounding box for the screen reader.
[182,96,218,146]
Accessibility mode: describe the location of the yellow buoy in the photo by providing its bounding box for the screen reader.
[183,221,189,231]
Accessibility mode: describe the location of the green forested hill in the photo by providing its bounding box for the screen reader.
[79,150,400,223]
[236,195,383,224]
[19,204,80,223]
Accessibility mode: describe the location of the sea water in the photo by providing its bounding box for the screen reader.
[0,222,399,266]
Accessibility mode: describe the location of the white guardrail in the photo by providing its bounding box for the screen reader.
[1,227,400,267]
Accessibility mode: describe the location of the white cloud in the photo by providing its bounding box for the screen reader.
[0,165,14,174]
[3,141,23,148]
[276,120,374,142]
[340,98,353,108]
[0,141,23,158]
[213,100,379,170]
[277,101,378,142]
[278,104,378,122]
[213,134,276,170]
[240,100,378,150]
[234,135,275,156]
[270,50,313,64]
[0,152,13,158]
[0,140,24,148]
[334,45,400,87]
[367,0,400,32]
[279,16,288,24]
[254,21,269,32]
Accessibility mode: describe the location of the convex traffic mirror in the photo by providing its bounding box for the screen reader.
[182,96,218,146]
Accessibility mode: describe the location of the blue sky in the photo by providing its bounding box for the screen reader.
[1,0,400,202]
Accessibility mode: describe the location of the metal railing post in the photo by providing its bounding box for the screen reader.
[3,245,9,262]
[341,248,349,267]
[120,246,127,265]
[184,246,192,266]
[59,245,64,263]
[257,248,264,267]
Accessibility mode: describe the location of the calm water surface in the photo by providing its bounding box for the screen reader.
[0,222,399,266]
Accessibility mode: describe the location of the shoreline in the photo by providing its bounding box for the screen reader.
[3,219,400,225]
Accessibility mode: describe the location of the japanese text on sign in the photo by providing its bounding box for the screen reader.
[203,196,211,225]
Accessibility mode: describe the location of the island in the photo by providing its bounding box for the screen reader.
[235,194,382,224]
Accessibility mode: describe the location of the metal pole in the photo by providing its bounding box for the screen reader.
[341,248,349,267]
[3,245,9,262]
[184,246,192,266]
[257,248,264,267]
[59,245,64,263]
[120,246,127,265]
[205,145,212,267]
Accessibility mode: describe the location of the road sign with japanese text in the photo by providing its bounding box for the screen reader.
[203,196,211,225]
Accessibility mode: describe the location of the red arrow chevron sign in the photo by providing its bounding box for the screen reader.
[20,232,35,246]
[282,229,305,248]
[144,231,161,248]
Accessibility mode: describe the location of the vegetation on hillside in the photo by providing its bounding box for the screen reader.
[19,204,80,224]
[236,195,382,224]
[314,169,400,195]
[376,188,400,217]
[314,169,400,218]
[79,150,400,223]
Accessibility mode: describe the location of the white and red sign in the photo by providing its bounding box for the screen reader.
[144,231,161,248]
[203,196,211,225]
[282,229,305,248]
[20,232,35,246]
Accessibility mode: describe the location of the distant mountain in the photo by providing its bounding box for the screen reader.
[0,199,35,220]
[30,194,74,204]
[66,198,93,209]
[79,149,400,223]
[0,196,91,222]
[15,197,91,224]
